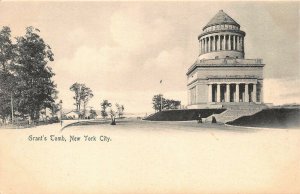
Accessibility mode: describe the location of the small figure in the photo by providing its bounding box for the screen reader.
[197,113,202,123]
[212,116,217,123]
[111,118,116,125]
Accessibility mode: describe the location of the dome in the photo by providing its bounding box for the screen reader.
[203,10,240,30]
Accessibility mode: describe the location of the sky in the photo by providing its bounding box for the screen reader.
[0,1,299,113]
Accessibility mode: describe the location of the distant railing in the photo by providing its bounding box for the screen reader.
[197,58,263,65]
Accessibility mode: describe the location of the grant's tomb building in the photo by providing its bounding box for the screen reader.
[187,10,265,111]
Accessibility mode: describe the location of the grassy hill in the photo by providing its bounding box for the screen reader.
[227,108,300,128]
[144,109,226,121]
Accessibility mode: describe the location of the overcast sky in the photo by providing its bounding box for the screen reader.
[0,2,299,113]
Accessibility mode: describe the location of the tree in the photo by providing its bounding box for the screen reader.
[13,27,56,121]
[80,86,93,118]
[50,102,60,118]
[116,103,125,118]
[152,94,165,112]
[152,94,181,112]
[0,26,15,123]
[100,100,111,119]
[70,82,82,112]
[70,83,93,118]
[89,108,97,119]
[164,99,181,110]
[109,108,116,125]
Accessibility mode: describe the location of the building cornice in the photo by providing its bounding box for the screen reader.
[199,49,244,56]
[186,62,265,76]
[198,29,246,40]
[187,76,263,87]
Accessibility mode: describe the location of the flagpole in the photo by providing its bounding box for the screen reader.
[160,94,162,112]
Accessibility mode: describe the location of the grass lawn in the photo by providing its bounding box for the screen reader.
[0,118,299,194]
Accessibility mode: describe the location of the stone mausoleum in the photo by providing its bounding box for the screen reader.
[187,10,265,109]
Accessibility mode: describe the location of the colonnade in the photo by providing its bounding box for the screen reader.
[207,83,258,103]
[200,34,244,54]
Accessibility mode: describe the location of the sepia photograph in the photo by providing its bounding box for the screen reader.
[0,1,299,193]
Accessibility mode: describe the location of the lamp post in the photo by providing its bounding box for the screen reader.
[59,100,63,126]
[160,80,163,112]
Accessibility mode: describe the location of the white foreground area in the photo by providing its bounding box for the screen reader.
[0,119,299,194]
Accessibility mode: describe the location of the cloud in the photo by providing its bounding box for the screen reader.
[51,7,183,113]
[67,28,87,45]
[142,47,188,91]
[110,7,174,52]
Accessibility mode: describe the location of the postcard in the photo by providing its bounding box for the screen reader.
[0,1,299,194]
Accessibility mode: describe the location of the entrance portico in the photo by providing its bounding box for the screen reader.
[207,78,261,103]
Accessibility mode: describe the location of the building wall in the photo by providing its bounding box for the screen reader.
[257,80,264,103]
[187,66,264,105]
[197,66,263,80]
[197,82,208,104]
[187,79,208,104]
[188,66,263,85]
[199,50,244,60]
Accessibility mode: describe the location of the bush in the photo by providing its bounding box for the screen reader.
[49,116,59,124]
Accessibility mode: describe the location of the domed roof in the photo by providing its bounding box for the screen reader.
[203,10,240,30]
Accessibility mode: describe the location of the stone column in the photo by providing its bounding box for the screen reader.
[226,84,230,102]
[252,84,257,102]
[235,84,239,102]
[237,36,240,51]
[238,36,241,51]
[245,84,249,102]
[203,38,206,53]
[241,37,244,51]
[208,37,211,52]
[217,84,221,102]
[233,35,236,50]
[215,35,217,51]
[211,36,214,51]
[203,38,207,53]
[211,36,213,51]
[229,35,231,50]
[219,35,221,50]
[208,84,212,103]
[214,36,216,51]
[223,34,226,50]
[206,37,208,52]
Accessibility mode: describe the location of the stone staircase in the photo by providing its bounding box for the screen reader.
[205,103,267,123]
